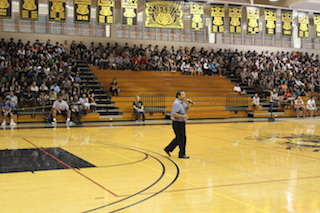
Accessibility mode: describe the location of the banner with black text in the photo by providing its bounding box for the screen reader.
[281,9,292,37]
[314,13,320,38]
[211,4,224,33]
[228,5,242,34]
[190,2,204,31]
[74,0,91,24]
[121,0,137,26]
[298,11,309,38]
[97,0,114,25]
[20,0,38,20]
[264,8,276,36]
[0,0,11,19]
[247,6,259,35]
[145,0,184,29]
[49,0,66,22]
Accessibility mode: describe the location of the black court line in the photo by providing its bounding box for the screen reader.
[82,146,180,213]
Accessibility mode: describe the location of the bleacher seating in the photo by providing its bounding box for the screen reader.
[91,66,248,121]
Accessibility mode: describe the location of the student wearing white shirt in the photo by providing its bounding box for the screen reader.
[51,95,73,125]
[252,93,260,108]
[233,84,242,93]
[306,96,317,117]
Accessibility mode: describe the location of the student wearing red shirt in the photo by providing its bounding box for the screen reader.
[131,55,140,70]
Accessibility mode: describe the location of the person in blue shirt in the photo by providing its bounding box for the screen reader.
[1,98,16,126]
[164,90,193,159]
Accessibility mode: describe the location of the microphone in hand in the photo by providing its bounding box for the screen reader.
[187,99,195,105]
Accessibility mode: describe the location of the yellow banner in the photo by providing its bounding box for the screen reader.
[0,0,11,19]
[190,2,204,31]
[121,0,138,27]
[145,0,184,29]
[74,0,91,24]
[298,11,309,38]
[211,4,224,33]
[281,9,292,37]
[264,8,276,36]
[314,13,320,38]
[229,5,242,34]
[247,6,259,35]
[20,0,38,20]
[49,0,66,22]
[97,0,114,25]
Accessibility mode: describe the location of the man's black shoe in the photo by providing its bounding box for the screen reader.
[179,155,190,159]
[164,148,171,157]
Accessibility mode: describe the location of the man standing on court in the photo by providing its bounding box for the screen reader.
[164,90,192,159]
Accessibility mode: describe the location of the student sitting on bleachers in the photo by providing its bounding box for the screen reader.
[70,94,82,122]
[1,97,16,126]
[252,93,260,109]
[51,95,73,125]
[294,96,305,118]
[306,96,317,117]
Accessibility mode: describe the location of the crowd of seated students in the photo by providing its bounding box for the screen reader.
[227,50,320,96]
[93,42,228,76]
[226,49,320,115]
[1,37,320,119]
[0,38,97,123]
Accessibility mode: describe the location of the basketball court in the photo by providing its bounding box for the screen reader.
[1,118,320,212]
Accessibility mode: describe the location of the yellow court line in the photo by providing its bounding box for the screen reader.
[88,142,270,213]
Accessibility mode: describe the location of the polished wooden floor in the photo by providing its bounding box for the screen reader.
[1,118,320,213]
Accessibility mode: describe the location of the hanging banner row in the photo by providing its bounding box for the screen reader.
[211,5,319,38]
[1,0,320,38]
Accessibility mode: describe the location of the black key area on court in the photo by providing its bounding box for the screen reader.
[0,147,96,173]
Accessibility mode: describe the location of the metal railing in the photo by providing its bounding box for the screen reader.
[226,94,250,111]
[140,94,166,115]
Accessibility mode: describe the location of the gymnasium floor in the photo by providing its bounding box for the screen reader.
[1,117,320,213]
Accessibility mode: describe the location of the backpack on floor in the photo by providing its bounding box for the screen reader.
[45,113,52,123]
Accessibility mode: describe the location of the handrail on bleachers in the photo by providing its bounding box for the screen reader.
[140,94,166,115]
[225,94,251,112]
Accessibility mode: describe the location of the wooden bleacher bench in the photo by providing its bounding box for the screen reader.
[144,106,166,115]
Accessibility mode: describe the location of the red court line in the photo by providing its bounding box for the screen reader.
[22,137,118,197]
[117,175,320,197]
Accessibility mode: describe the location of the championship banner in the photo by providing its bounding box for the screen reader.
[211,4,224,33]
[97,0,114,25]
[314,13,320,38]
[281,9,292,37]
[20,0,38,20]
[0,0,11,19]
[297,11,309,38]
[74,0,91,24]
[144,0,184,29]
[49,0,66,22]
[246,6,259,35]
[228,4,242,34]
[190,2,204,31]
[121,0,138,27]
[264,8,276,36]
